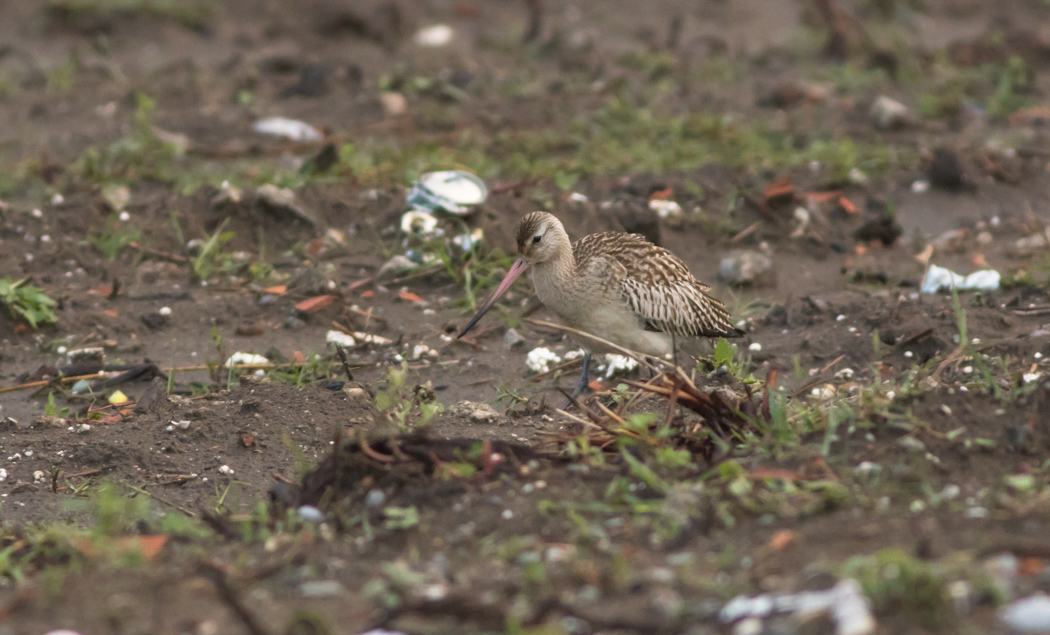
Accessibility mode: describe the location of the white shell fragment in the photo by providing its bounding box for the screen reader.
[414,24,454,47]
[297,505,325,522]
[225,352,270,367]
[525,347,561,373]
[326,330,357,347]
[649,199,683,219]
[354,332,393,345]
[920,264,1000,294]
[1001,594,1050,634]
[603,354,638,379]
[252,117,322,141]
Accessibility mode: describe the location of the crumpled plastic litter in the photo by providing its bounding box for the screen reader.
[400,210,440,235]
[920,264,1000,294]
[406,170,487,215]
[452,228,484,252]
[720,578,875,635]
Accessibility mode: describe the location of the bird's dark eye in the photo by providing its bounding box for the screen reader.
[532,235,541,244]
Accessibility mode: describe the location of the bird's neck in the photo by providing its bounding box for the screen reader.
[531,243,578,303]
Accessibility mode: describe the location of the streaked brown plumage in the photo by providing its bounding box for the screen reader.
[460,211,744,397]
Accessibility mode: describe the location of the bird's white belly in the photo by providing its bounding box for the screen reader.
[534,276,673,358]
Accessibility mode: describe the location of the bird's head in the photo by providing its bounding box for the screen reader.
[515,211,569,265]
[457,211,568,339]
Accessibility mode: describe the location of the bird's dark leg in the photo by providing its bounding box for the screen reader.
[571,352,592,399]
[559,352,592,409]
[672,333,679,370]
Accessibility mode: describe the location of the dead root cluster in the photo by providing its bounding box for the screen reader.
[549,367,779,461]
[285,431,549,512]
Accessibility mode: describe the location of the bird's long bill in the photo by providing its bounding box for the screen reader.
[457,256,529,338]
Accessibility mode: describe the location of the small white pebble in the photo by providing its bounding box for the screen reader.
[1036,352,1043,360]
[501,509,514,520]
[910,499,926,513]
[962,366,973,374]
[218,465,234,475]
[911,179,930,193]
[119,211,130,222]
[31,208,43,218]
[836,315,846,322]
[904,351,913,358]
[158,306,172,316]
[748,342,762,352]
[51,193,64,205]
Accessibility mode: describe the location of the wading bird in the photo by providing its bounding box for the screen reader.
[458,211,744,398]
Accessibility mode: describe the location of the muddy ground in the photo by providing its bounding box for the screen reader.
[4,0,1050,633]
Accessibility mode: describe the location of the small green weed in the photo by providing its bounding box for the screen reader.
[375,362,444,431]
[44,392,71,419]
[191,219,243,282]
[46,0,215,31]
[382,506,420,530]
[88,212,141,260]
[0,277,58,328]
[76,92,179,187]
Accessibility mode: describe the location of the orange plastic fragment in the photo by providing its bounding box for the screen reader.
[76,535,168,561]
[768,529,797,551]
[838,196,858,214]
[295,295,336,312]
[763,177,794,206]
[398,291,424,304]
[803,191,841,204]
[1020,557,1046,576]
[263,285,287,295]
[103,310,119,318]
[648,188,674,201]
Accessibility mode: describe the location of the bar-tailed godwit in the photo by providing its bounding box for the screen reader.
[458,212,744,397]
